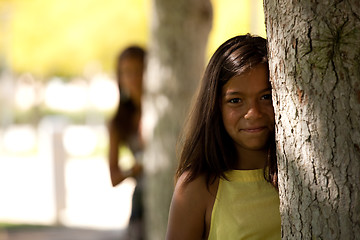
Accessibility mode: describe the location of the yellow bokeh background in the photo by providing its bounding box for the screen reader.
[0,0,265,77]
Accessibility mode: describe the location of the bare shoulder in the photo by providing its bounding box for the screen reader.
[176,172,209,198]
[166,172,216,240]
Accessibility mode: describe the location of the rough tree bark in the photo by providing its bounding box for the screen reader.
[264,0,360,239]
[142,0,212,239]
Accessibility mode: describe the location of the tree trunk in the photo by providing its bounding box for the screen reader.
[264,1,360,239]
[143,1,212,239]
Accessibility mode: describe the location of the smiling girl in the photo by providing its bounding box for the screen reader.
[166,35,280,240]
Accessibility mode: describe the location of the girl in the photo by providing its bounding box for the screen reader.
[166,35,280,239]
[108,46,145,240]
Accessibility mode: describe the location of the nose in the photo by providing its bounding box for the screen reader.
[244,102,263,120]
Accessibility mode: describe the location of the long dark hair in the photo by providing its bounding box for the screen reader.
[176,34,278,188]
[110,46,145,141]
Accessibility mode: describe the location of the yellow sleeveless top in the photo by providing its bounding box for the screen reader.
[208,169,281,240]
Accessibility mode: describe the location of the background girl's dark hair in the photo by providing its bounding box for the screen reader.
[176,34,278,189]
[110,46,145,141]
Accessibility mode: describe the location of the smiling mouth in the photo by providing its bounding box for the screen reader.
[241,127,266,133]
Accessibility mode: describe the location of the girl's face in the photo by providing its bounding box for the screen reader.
[118,57,144,101]
[221,64,274,154]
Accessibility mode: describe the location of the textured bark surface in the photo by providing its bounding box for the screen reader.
[264,0,360,239]
[142,1,212,239]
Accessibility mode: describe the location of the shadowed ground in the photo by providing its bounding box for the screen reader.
[0,224,126,240]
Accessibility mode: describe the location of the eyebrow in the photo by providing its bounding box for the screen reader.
[223,87,272,97]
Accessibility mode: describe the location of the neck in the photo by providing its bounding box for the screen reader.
[236,147,268,170]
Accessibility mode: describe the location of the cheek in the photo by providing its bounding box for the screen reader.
[121,77,131,89]
[135,78,143,89]
[222,107,241,127]
[221,107,230,129]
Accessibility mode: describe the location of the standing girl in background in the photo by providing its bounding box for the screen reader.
[108,46,145,240]
[166,35,280,239]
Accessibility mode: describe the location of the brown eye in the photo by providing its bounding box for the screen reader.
[261,94,272,101]
[229,98,242,103]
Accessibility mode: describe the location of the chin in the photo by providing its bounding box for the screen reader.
[240,141,270,151]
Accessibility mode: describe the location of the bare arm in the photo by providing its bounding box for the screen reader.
[108,123,125,186]
[108,123,143,187]
[166,173,208,240]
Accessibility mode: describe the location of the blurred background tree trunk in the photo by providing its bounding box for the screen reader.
[264,0,360,239]
[143,0,212,239]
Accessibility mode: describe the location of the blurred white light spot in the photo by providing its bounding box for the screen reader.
[62,126,97,156]
[15,83,36,110]
[3,125,36,153]
[44,78,88,112]
[44,78,65,111]
[65,80,88,111]
[89,75,119,111]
